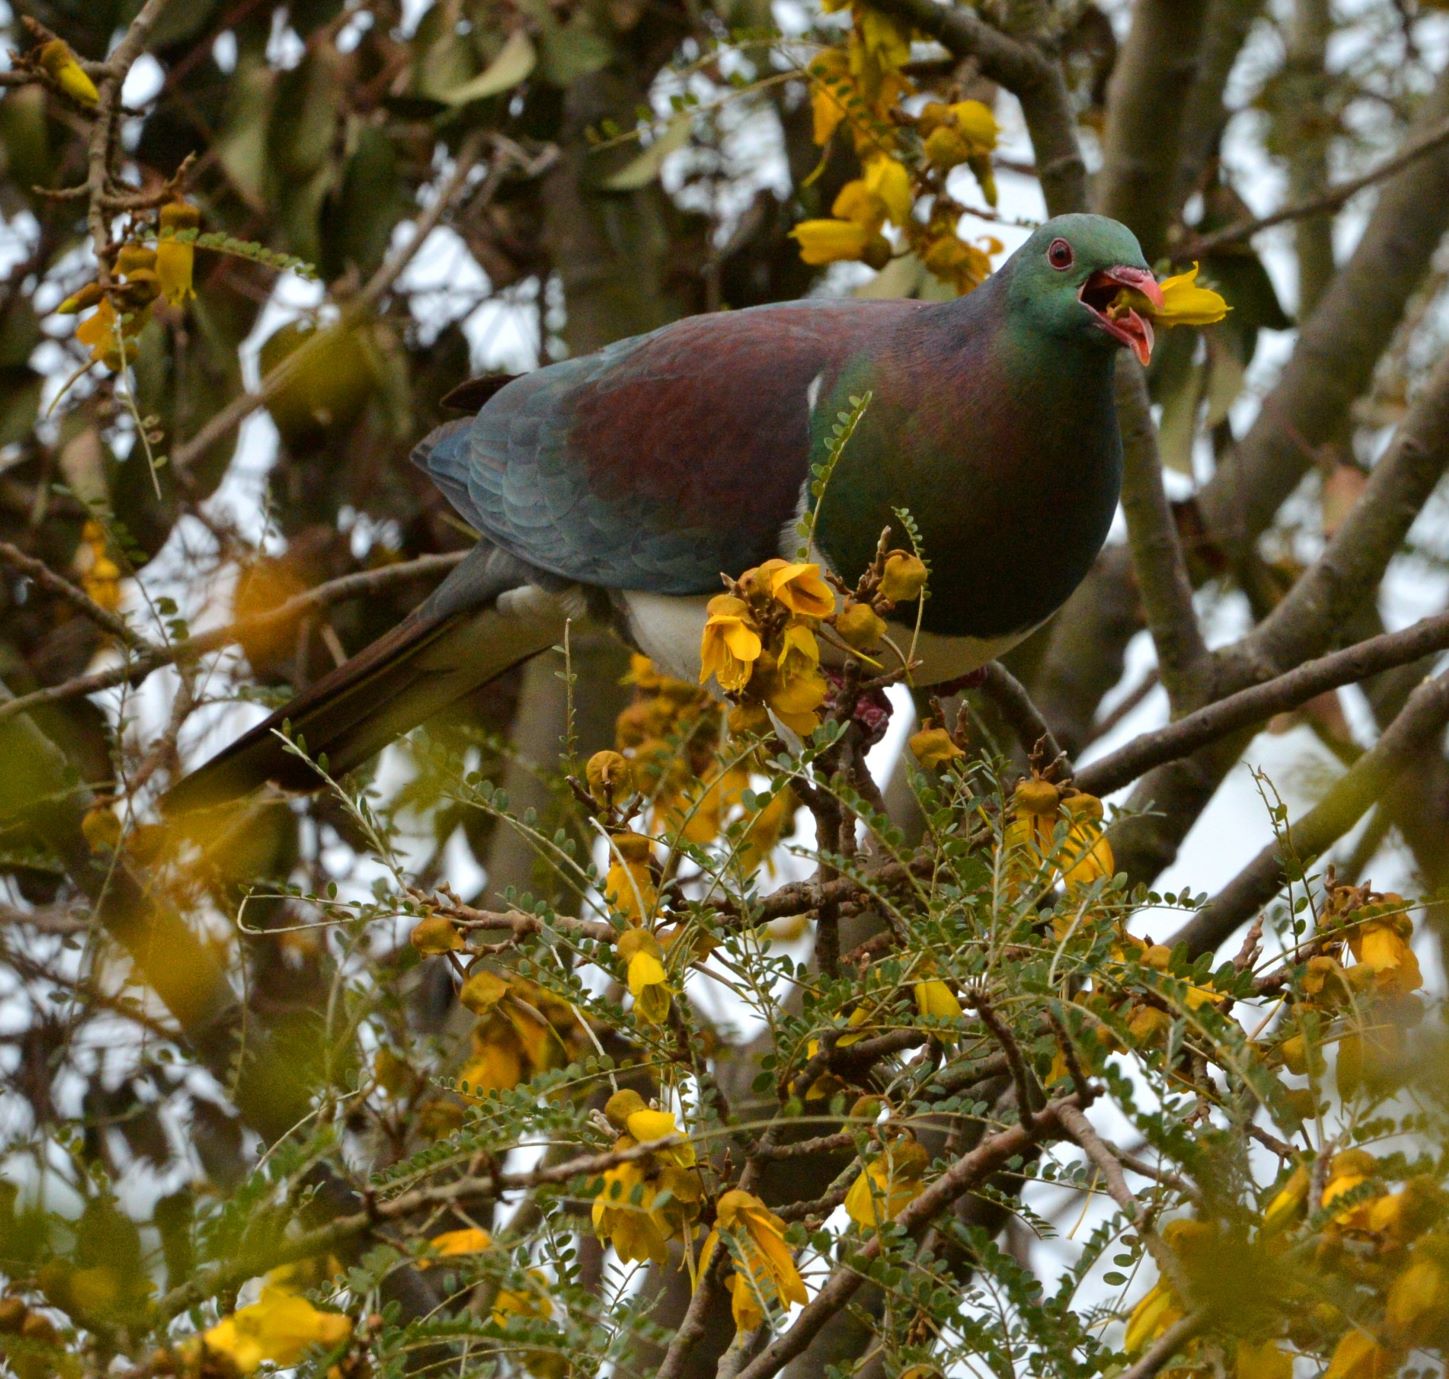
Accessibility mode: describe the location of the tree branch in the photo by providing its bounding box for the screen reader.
[0,551,466,726]
[1113,368,1211,705]
[1096,0,1212,257]
[1184,114,1449,260]
[1078,609,1449,798]
[731,1096,1081,1379]
[1172,666,1449,955]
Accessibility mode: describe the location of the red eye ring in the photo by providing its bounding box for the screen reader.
[1047,237,1074,270]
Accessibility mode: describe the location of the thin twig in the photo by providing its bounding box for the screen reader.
[0,540,147,651]
[978,662,1070,776]
[1183,115,1449,258]
[0,551,466,725]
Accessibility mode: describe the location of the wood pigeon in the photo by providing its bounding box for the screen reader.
[165,213,1160,812]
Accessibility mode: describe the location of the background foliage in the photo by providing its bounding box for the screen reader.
[1,2,1448,1378]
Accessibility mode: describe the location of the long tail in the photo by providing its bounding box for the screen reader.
[162,544,567,814]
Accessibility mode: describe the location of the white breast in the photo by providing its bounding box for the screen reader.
[618,588,1036,689]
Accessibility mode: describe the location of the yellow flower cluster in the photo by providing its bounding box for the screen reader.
[421,1227,563,1377]
[701,1189,808,1332]
[75,518,122,613]
[59,200,200,370]
[456,969,585,1096]
[843,1132,929,1230]
[999,775,1115,895]
[700,559,834,732]
[591,1090,702,1266]
[1125,1144,1449,1374]
[611,656,754,845]
[1274,881,1424,1101]
[197,1277,351,1374]
[793,7,1003,292]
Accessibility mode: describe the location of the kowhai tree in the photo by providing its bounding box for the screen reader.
[0,3,1448,1379]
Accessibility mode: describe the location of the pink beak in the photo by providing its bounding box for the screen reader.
[1081,265,1164,366]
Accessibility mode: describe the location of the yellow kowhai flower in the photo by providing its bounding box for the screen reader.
[834,157,912,231]
[807,49,853,146]
[1144,262,1230,327]
[200,1282,351,1373]
[658,762,749,846]
[77,519,121,613]
[492,1267,553,1326]
[491,1268,564,1378]
[909,726,963,770]
[760,622,829,732]
[431,1226,492,1255]
[421,1226,492,1267]
[411,913,464,953]
[921,234,996,295]
[603,830,657,921]
[37,39,98,107]
[1059,791,1114,887]
[585,749,633,806]
[879,549,927,602]
[1003,779,1113,892]
[1345,900,1421,995]
[1366,1177,1443,1251]
[1236,1338,1294,1379]
[1321,1149,1381,1233]
[758,559,835,618]
[459,978,578,1095]
[913,977,962,1022]
[919,99,1000,204]
[1261,1163,1311,1238]
[617,927,672,1026]
[605,1092,696,1169]
[1123,1278,1181,1355]
[844,1136,929,1229]
[157,199,201,306]
[702,1189,807,1331]
[857,8,911,72]
[1385,1238,1449,1347]
[592,1133,700,1265]
[700,594,763,691]
[790,217,890,269]
[738,785,798,877]
[74,297,137,369]
[834,598,885,650]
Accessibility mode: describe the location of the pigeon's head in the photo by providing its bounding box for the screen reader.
[1005,214,1162,366]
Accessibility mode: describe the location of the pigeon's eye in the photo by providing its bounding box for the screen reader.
[1047,238,1074,270]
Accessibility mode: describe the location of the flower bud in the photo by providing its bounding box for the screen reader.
[585,750,633,804]
[835,599,886,650]
[909,726,963,769]
[880,550,927,602]
[410,913,463,954]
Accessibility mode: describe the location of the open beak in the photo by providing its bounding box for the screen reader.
[1079,265,1164,366]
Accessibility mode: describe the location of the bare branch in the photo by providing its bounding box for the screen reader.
[1097,0,1212,257]
[1184,114,1449,260]
[0,539,147,652]
[1172,666,1449,955]
[978,661,1069,774]
[1078,609,1449,798]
